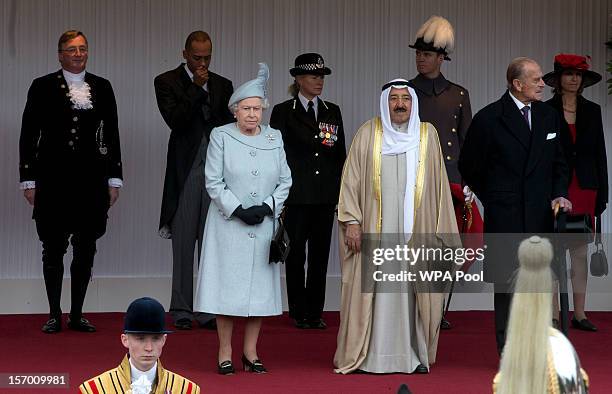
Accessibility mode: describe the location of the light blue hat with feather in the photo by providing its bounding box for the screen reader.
[228,63,269,109]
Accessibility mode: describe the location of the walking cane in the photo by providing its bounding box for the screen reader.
[443,202,473,321]
[553,203,570,336]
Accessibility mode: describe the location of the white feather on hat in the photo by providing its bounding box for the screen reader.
[416,15,455,54]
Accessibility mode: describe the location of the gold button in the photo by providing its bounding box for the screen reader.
[73,116,78,121]
[446,155,452,161]
[71,129,76,134]
[68,141,74,146]
[57,75,62,79]
[447,141,452,147]
[314,135,318,139]
[66,93,70,97]
[459,103,463,108]
[315,153,319,157]
[315,170,319,175]
[61,84,66,89]
[451,128,456,132]
[24,164,29,168]
[460,91,464,95]
[454,115,458,119]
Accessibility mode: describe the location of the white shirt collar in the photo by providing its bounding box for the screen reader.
[297,93,321,119]
[509,91,531,110]
[184,64,208,92]
[62,69,86,84]
[129,357,157,384]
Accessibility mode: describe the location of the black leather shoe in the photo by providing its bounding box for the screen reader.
[294,318,309,329]
[440,317,452,330]
[174,318,192,330]
[67,316,96,332]
[42,317,61,333]
[552,318,560,329]
[218,360,235,375]
[242,355,267,373]
[571,317,597,332]
[305,318,327,329]
[414,364,429,374]
[199,319,217,330]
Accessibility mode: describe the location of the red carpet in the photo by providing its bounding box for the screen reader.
[0,311,610,393]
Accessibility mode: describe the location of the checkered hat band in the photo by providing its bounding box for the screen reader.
[298,63,324,70]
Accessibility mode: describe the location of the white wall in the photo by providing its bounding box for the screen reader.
[1,0,611,311]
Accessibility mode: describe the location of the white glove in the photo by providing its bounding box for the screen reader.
[463,185,474,203]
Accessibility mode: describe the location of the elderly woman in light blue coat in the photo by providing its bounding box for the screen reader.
[194,63,291,375]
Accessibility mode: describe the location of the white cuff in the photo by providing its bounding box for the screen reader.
[20,181,36,190]
[108,178,123,188]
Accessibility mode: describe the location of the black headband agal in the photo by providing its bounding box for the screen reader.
[382,80,410,91]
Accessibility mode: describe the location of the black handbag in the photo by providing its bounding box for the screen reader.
[269,197,290,264]
[590,215,608,277]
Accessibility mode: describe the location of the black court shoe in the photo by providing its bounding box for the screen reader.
[42,317,61,334]
[242,355,267,373]
[414,364,429,374]
[571,317,597,332]
[218,360,235,375]
[67,316,96,332]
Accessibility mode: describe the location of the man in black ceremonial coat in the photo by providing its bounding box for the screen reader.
[19,30,123,334]
[459,57,571,354]
[154,31,233,330]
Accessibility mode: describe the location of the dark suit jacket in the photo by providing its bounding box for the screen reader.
[154,64,233,229]
[19,70,122,225]
[459,91,568,282]
[270,97,346,205]
[545,94,608,216]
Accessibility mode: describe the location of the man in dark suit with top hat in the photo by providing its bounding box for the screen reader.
[154,31,233,330]
[19,30,123,334]
[270,53,346,329]
[408,15,483,330]
[459,57,571,354]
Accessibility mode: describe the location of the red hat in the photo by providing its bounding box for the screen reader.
[543,54,602,89]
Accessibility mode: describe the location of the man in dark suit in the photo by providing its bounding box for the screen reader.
[154,31,233,330]
[19,30,123,333]
[458,57,571,354]
[270,53,346,329]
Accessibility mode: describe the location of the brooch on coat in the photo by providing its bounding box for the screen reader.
[266,132,276,142]
[318,122,338,147]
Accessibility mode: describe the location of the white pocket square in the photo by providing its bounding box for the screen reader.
[546,133,556,140]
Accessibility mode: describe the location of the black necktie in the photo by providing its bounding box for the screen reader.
[307,100,316,122]
[201,90,211,121]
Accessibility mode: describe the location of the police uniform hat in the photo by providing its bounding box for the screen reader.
[290,53,332,76]
[123,297,172,334]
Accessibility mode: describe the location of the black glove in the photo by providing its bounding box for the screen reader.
[250,203,273,218]
[232,205,265,225]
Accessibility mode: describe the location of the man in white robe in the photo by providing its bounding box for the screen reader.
[334,80,459,374]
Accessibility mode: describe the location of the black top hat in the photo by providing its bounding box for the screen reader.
[289,53,332,76]
[409,37,451,61]
[543,54,602,90]
[124,297,172,334]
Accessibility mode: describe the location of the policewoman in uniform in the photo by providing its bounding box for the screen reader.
[270,53,346,329]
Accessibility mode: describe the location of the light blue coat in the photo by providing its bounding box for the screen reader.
[194,123,292,317]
